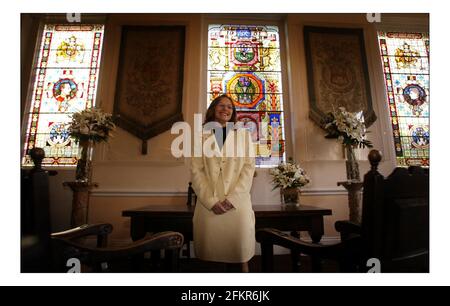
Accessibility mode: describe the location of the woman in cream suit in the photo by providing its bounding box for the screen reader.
[191,94,256,272]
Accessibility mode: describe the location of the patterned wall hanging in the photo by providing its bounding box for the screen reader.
[304,26,376,128]
[114,26,185,154]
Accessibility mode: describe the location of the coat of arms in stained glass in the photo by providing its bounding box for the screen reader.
[208,24,285,166]
[22,24,104,166]
[378,32,429,167]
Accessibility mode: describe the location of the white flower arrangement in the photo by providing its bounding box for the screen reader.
[269,159,311,189]
[68,108,116,144]
[323,107,373,148]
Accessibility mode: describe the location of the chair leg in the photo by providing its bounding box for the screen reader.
[290,231,301,272]
[151,249,161,270]
[164,249,179,272]
[290,251,301,272]
[185,241,191,259]
[311,256,322,272]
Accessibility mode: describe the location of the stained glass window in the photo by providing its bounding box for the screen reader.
[207,24,286,167]
[22,24,105,167]
[377,32,429,167]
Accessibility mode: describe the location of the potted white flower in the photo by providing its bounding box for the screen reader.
[68,108,116,182]
[269,158,310,206]
[323,107,373,181]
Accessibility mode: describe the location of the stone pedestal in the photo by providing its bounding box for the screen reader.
[337,181,363,223]
[63,181,98,228]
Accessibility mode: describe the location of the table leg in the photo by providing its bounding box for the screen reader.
[130,217,146,241]
[309,216,324,243]
[307,217,325,271]
[290,231,301,272]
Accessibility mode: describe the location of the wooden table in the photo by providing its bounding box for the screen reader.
[122,204,332,243]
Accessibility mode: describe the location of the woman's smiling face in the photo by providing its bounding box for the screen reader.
[214,97,234,126]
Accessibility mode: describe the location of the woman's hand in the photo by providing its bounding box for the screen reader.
[211,201,227,214]
[222,199,235,211]
[211,200,235,215]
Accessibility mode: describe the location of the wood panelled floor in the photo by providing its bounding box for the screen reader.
[179,255,339,273]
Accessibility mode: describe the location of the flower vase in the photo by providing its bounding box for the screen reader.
[344,144,360,181]
[281,187,300,206]
[76,140,94,183]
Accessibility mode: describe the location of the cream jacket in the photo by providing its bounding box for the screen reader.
[191,128,255,210]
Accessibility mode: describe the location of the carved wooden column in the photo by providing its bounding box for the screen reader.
[337,181,363,223]
[63,181,98,228]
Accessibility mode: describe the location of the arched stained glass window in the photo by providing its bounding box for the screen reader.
[377,32,429,167]
[207,24,285,167]
[22,24,105,167]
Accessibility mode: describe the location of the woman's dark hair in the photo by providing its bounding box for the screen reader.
[203,94,237,125]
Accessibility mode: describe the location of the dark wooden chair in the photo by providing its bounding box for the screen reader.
[22,147,184,272]
[256,150,429,273]
[51,223,184,272]
[21,148,57,272]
